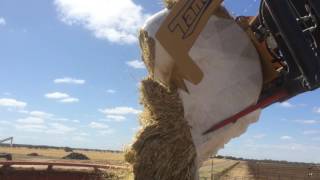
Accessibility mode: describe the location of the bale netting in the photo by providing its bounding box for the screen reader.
[125,78,197,180]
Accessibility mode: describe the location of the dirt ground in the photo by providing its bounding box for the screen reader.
[200,160,320,180]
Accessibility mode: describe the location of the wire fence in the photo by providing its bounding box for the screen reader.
[199,160,320,180]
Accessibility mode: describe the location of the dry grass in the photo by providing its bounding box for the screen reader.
[0,147,124,162]
[163,0,176,9]
[200,160,320,180]
[3,146,318,179]
[0,146,132,179]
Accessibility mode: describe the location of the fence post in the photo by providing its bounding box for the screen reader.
[211,156,214,180]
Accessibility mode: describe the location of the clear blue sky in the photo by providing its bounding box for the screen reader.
[0,0,319,163]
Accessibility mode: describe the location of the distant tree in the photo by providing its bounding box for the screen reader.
[64,147,73,152]
[215,155,224,159]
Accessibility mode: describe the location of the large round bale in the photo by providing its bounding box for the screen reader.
[126,0,262,179]
[27,153,39,157]
[63,152,90,160]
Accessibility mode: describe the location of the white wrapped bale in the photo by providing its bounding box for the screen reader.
[143,7,262,163]
[126,4,263,180]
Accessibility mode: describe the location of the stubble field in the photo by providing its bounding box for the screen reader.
[1,146,319,180]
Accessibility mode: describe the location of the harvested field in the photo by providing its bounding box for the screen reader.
[199,158,239,179]
[1,146,319,180]
[200,159,320,180]
[0,168,120,180]
[0,146,131,180]
[0,146,124,165]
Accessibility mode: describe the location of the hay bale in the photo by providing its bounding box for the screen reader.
[125,79,197,180]
[27,153,39,157]
[63,152,89,160]
[0,153,12,161]
[163,0,176,9]
[126,1,261,179]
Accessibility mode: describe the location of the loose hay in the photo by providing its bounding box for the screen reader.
[125,79,197,180]
[163,0,177,9]
[163,0,232,19]
[139,29,155,77]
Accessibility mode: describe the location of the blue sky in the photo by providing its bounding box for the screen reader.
[0,0,319,163]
